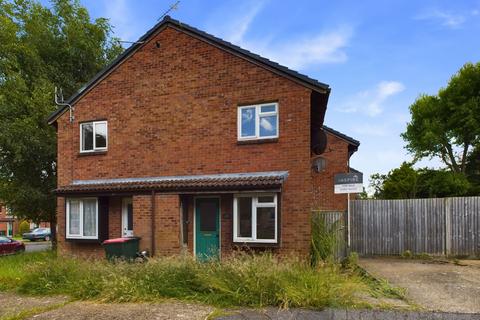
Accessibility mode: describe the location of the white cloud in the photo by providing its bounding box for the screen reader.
[221,1,265,44]
[339,81,405,116]
[207,1,352,71]
[247,27,352,70]
[415,9,466,28]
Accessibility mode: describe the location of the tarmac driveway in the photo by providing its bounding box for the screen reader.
[359,257,480,313]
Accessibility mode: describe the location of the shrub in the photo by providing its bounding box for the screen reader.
[311,212,344,266]
[19,221,30,235]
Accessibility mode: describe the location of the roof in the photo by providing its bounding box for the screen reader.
[349,167,363,175]
[55,171,289,194]
[47,15,330,124]
[322,125,360,147]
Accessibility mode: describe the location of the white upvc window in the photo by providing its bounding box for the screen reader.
[80,121,108,153]
[66,198,98,239]
[237,102,278,140]
[233,194,278,243]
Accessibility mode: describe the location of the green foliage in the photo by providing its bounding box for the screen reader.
[18,220,30,235]
[401,251,432,260]
[311,213,344,265]
[0,252,370,309]
[402,62,480,174]
[341,252,359,271]
[465,146,480,194]
[371,162,471,199]
[370,163,418,199]
[0,0,122,225]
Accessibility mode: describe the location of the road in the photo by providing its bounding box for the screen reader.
[25,241,51,253]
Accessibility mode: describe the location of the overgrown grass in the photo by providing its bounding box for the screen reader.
[311,212,344,265]
[0,252,56,290]
[0,251,374,309]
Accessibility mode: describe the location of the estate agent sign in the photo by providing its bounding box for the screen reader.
[334,173,363,194]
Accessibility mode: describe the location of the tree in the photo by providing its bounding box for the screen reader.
[370,162,419,199]
[465,145,480,194]
[370,162,470,199]
[402,62,480,173]
[0,0,122,244]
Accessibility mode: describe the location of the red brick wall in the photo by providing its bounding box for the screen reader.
[56,26,318,256]
[132,195,153,253]
[154,194,181,256]
[312,132,350,211]
[108,197,122,239]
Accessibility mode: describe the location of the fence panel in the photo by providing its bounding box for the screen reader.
[349,197,480,256]
[449,197,480,256]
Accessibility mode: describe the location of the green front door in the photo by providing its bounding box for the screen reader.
[195,198,220,261]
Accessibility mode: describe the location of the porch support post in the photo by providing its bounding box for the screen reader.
[151,190,156,256]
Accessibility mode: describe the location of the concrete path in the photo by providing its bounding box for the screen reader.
[217,308,480,320]
[359,257,480,314]
[1,292,478,320]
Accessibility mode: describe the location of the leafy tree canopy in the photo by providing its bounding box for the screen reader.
[402,62,480,173]
[0,0,122,226]
[370,162,471,199]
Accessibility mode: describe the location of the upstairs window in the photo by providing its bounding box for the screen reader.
[80,121,107,153]
[233,194,277,243]
[238,103,278,140]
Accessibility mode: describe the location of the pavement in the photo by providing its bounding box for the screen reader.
[1,292,479,320]
[217,308,480,320]
[359,257,480,314]
[0,293,212,320]
[24,241,51,252]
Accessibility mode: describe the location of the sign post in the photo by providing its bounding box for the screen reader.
[334,172,363,249]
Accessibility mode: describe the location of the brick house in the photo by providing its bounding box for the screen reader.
[0,203,16,237]
[0,202,50,237]
[47,16,359,259]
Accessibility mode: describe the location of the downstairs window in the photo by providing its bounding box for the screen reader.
[233,194,277,243]
[66,198,98,239]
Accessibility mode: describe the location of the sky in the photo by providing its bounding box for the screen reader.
[46,0,480,189]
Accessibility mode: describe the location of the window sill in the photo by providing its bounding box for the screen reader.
[65,237,101,244]
[233,241,279,248]
[78,151,107,157]
[237,138,278,145]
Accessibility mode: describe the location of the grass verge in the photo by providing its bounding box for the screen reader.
[0,301,70,320]
[0,251,406,310]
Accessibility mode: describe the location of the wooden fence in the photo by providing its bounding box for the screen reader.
[312,196,480,257]
[351,197,480,256]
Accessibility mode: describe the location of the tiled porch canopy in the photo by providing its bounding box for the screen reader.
[55,171,289,194]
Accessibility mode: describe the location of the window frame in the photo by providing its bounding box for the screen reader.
[237,102,279,141]
[80,121,108,153]
[66,198,99,240]
[233,193,278,243]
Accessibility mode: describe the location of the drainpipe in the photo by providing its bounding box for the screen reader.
[151,190,156,257]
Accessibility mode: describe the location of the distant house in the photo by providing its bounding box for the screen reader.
[0,203,16,237]
[48,16,359,259]
[0,202,49,236]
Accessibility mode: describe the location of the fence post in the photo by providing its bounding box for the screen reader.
[444,197,451,256]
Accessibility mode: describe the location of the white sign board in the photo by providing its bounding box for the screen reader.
[334,183,363,194]
[334,172,363,194]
